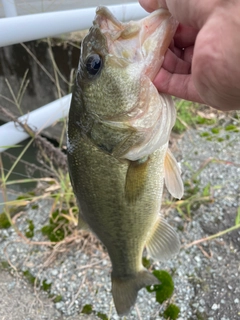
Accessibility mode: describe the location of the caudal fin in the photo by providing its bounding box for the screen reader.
[112,269,159,316]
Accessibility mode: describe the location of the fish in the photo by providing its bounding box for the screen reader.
[67,6,183,316]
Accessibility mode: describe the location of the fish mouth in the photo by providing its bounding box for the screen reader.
[94,6,178,80]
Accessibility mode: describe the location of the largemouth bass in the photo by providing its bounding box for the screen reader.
[67,6,183,316]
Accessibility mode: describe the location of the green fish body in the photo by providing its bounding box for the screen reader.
[67,6,183,316]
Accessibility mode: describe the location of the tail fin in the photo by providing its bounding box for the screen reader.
[112,269,159,316]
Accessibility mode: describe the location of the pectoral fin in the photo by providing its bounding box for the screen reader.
[164,149,184,199]
[146,216,180,261]
[125,157,149,203]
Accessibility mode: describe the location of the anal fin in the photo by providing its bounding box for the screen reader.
[78,213,90,231]
[164,149,184,199]
[146,216,180,261]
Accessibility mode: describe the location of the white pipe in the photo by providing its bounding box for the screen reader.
[0,94,71,153]
[0,3,147,47]
[2,0,17,17]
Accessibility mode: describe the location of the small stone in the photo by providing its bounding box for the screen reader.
[7,282,15,290]
[192,303,199,308]
[194,256,201,263]
[234,298,239,304]
[211,303,219,310]
[55,302,64,310]
[51,269,58,276]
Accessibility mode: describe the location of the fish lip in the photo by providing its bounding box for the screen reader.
[138,9,178,80]
[95,6,122,29]
[93,7,178,80]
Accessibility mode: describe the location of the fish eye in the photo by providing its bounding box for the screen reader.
[85,53,102,76]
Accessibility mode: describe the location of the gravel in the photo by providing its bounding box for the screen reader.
[0,127,239,319]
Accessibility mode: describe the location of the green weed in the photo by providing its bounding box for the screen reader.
[96,312,108,320]
[163,304,180,320]
[0,212,11,229]
[23,270,36,285]
[41,207,77,242]
[23,269,64,302]
[146,270,174,303]
[0,38,77,242]
[81,304,93,315]
[146,270,180,319]
[53,295,63,303]
[1,261,10,269]
[173,100,216,134]
[81,304,108,320]
[25,219,34,238]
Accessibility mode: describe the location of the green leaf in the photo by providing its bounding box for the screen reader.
[163,304,180,320]
[41,279,51,292]
[25,219,35,238]
[225,124,237,131]
[211,127,221,134]
[235,207,240,226]
[0,212,11,229]
[53,295,62,303]
[97,312,108,320]
[0,145,23,148]
[81,304,93,315]
[202,183,211,197]
[142,257,151,269]
[200,132,210,137]
[146,270,174,304]
[23,270,36,285]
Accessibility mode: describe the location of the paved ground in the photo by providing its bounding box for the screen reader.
[0,268,95,320]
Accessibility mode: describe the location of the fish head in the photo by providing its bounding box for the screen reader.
[92,6,177,80]
[70,6,178,160]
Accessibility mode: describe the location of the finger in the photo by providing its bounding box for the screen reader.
[169,40,182,58]
[153,68,204,103]
[183,46,194,63]
[174,24,198,48]
[162,49,191,74]
[164,0,219,28]
[139,0,219,28]
[139,0,167,12]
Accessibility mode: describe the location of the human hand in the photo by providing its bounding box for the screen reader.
[139,0,240,111]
